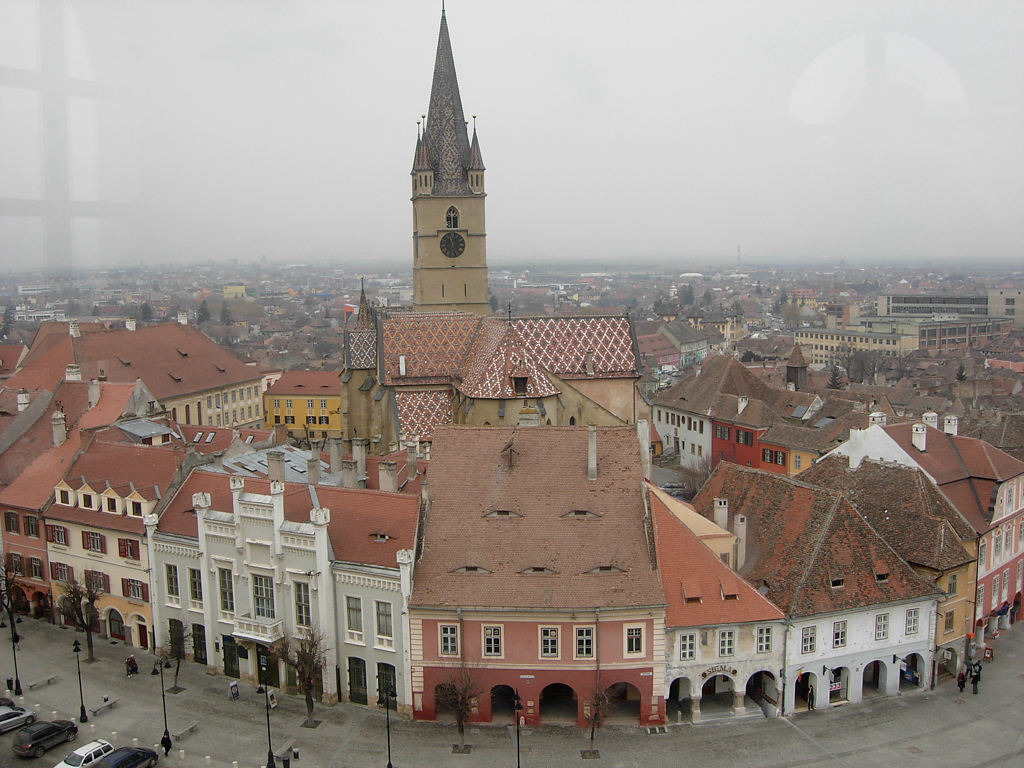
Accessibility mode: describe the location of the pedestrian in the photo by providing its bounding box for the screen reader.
[807,684,815,711]
[957,670,966,693]
[974,661,982,682]
[161,731,173,756]
[970,669,979,695]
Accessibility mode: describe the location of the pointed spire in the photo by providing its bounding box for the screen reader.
[356,278,373,329]
[412,124,432,172]
[468,120,485,171]
[423,8,472,194]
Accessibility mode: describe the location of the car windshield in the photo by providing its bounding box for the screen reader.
[63,754,86,767]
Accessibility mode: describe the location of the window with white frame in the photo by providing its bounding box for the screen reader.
[188,568,203,602]
[86,531,104,552]
[126,579,145,600]
[756,626,772,653]
[346,596,363,642]
[625,625,643,655]
[1003,568,1010,600]
[905,607,920,635]
[833,620,847,648]
[947,573,958,596]
[540,627,559,658]
[718,629,735,657]
[295,582,311,627]
[944,611,955,632]
[679,632,696,660]
[375,601,393,648]
[440,624,459,656]
[977,584,985,612]
[995,533,1003,560]
[979,538,987,567]
[483,625,502,656]
[219,568,234,613]
[52,525,66,544]
[801,625,816,654]
[165,565,179,599]
[992,574,1000,607]
[575,626,594,659]
[253,574,275,619]
[29,558,43,580]
[875,613,889,640]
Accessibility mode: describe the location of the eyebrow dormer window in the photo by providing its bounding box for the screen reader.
[446,206,459,229]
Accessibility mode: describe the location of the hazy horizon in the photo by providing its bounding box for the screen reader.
[1,0,1022,271]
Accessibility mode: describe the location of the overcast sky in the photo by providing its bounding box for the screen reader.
[1,0,1022,271]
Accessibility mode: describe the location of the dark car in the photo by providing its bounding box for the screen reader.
[95,747,158,768]
[12,719,78,757]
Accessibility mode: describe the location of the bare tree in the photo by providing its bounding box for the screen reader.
[271,628,329,726]
[0,557,24,623]
[582,685,609,758]
[436,662,482,753]
[852,350,879,384]
[833,343,855,377]
[167,620,192,692]
[60,575,103,662]
[678,455,714,496]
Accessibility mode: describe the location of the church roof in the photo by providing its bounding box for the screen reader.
[423,9,473,195]
[468,127,485,171]
[787,343,808,368]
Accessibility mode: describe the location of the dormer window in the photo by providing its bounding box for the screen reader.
[452,565,491,574]
[520,566,556,574]
[512,376,528,396]
[485,509,521,518]
[588,565,625,574]
[563,509,600,519]
[80,493,93,510]
[58,489,71,505]
[372,533,391,542]
[830,577,845,589]
[875,572,889,583]
[446,206,459,229]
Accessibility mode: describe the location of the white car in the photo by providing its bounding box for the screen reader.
[53,739,115,768]
[0,705,35,733]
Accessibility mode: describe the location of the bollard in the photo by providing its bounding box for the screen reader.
[205,757,211,765]
[292,748,299,759]
[89,724,95,735]
[52,711,58,718]
[111,732,117,744]
[132,738,138,747]
[282,758,291,768]
[231,762,238,768]
[179,749,185,761]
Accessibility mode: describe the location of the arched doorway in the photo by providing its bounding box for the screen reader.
[794,670,817,711]
[825,667,849,705]
[605,681,642,725]
[11,586,29,615]
[862,660,887,698]
[745,670,779,716]
[107,608,125,641]
[539,683,577,724]
[667,677,693,722]
[31,591,49,620]
[491,685,516,723]
[898,654,925,691]
[700,674,735,718]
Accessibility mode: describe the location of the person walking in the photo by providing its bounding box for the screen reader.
[957,670,966,693]
[970,667,979,695]
[161,731,173,756]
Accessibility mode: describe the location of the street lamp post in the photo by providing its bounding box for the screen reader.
[151,656,171,750]
[257,657,276,768]
[0,612,22,696]
[513,689,523,768]
[72,640,88,723]
[378,682,396,768]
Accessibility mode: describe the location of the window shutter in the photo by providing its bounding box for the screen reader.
[46,525,55,542]
[141,583,150,602]
[102,573,111,593]
[121,578,129,597]
[118,539,128,558]
[50,562,58,579]
[66,565,74,582]
[99,535,107,553]
[82,530,90,548]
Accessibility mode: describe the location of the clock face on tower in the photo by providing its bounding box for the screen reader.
[440,231,466,258]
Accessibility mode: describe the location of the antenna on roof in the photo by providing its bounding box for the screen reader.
[507,301,512,325]
[472,114,477,131]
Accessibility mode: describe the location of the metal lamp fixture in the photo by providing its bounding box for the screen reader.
[72,640,88,723]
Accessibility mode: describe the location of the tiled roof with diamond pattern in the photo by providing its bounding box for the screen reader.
[394,389,453,441]
[511,316,638,379]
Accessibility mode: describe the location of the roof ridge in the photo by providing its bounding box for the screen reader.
[788,494,841,614]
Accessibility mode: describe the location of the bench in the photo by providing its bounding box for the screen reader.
[89,698,119,716]
[27,675,58,690]
[274,738,296,761]
[171,720,200,740]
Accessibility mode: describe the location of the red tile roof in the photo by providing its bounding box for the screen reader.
[264,370,342,396]
[394,390,453,441]
[411,426,665,610]
[649,487,783,628]
[693,463,940,618]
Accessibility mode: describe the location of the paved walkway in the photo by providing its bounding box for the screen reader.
[2,618,1022,767]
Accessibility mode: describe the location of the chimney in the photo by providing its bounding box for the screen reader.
[869,411,887,427]
[65,364,81,382]
[16,388,29,413]
[943,415,959,436]
[52,411,67,447]
[587,425,598,481]
[378,460,398,493]
[912,423,927,452]
[177,311,188,325]
[125,318,136,331]
[267,450,286,482]
[922,411,938,430]
[87,379,100,408]
[585,350,595,377]
[405,441,418,476]
[307,452,320,485]
[714,497,729,529]
[328,438,343,474]
[737,395,748,415]
[352,437,368,481]
[69,319,80,338]
[398,354,406,376]
[636,419,651,481]
[341,459,358,489]
[733,513,747,569]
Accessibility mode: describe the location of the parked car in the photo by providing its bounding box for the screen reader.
[0,706,35,734]
[12,719,78,757]
[95,746,158,768]
[54,739,115,768]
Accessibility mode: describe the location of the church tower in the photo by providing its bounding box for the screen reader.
[411,8,489,315]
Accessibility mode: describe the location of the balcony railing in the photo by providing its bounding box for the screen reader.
[233,614,284,643]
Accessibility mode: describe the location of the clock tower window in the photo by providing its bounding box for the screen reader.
[446,206,460,229]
